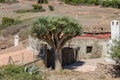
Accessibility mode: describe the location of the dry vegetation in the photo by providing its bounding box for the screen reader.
[0,1,118,50]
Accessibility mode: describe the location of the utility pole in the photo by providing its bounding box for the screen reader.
[22,53,24,65]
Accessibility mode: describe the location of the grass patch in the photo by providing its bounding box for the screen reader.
[16,9,33,13]
[48,5,54,11]
[0,0,18,4]
[16,9,46,13]
[16,4,46,13]
[0,17,22,30]
[0,65,46,80]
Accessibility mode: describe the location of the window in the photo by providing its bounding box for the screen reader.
[100,28,103,30]
[112,22,114,25]
[116,22,118,25]
[95,33,99,35]
[86,46,92,53]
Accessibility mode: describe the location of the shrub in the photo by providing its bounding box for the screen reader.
[15,4,46,14]
[38,0,44,4]
[32,4,46,12]
[0,17,21,30]
[0,65,46,80]
[0,0,5,3]
[16,9,33,13]
[32,4,42,10]
[48,5,54,11]
[37,0,49,4]
[110,39,120,60]
[2,17,14,27]
[112,0,120,9]
[64,0,120,9]
[65,0,81,4]
[101,0,112,7]
[45,0,49,4]
[94,0,100,6]
[16,7,45,13]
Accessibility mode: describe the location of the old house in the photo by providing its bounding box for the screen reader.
[28,20,119,67]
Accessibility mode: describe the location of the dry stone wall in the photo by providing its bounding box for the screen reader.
[28,36,109,60]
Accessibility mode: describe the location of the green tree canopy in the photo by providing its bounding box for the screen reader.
[31,16,83,70]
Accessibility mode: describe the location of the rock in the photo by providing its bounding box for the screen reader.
[104,57,116,64]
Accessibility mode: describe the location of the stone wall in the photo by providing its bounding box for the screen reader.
[28,36,78,68]
[28,36,109,60]
[97,63,120,78]
[28,35,50,52]
[69,38,109,60]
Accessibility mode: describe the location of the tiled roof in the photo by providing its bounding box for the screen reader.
[75,33,111,39]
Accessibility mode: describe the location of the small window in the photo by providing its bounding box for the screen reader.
[95,33,99,35]
[112,22,114,25]
[116,22,118,25]
[86,46,92,53]
[100,28,103,30]
[109,36,111,38]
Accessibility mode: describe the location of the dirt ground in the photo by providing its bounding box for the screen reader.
[0,0,120,26]
[35,58,120,80]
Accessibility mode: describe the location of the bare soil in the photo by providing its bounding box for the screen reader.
[35,59,120,80]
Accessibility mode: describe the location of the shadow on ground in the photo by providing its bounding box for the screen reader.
[63,61,85,69]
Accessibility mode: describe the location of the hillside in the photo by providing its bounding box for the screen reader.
[0,0,120,50]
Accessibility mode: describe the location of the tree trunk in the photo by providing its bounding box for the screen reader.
[55,48,62,71]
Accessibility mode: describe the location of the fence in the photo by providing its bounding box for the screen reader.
[0,48,40,66]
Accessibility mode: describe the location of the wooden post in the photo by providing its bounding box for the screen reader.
[32,49,34,62]
[8,56,15,65]
[21,53,24,65]
[44,44,48,67]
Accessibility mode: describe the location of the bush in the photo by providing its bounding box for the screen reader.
[16,4,46,14]
[37,0,49,4]
[48,5,54,11]
[0,0,5,3]
[32,4,46,12]
[16,9,33,13]
[2,17,14,27]
[64,0,120,9]
[0,65,46,80]
[110,39,120,60]
[38,0,44,4]
[0,17,21,30]
[45,0,49,4]
[101,0,112,7]
[34,8,46,12]
[32,4,42,10]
